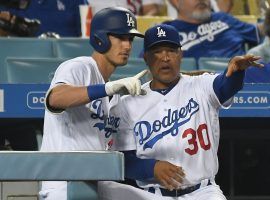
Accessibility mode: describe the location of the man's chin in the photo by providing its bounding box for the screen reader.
[192,10,211,23]
[116,60,128,67]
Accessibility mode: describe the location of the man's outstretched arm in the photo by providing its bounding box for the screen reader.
[214,55,264,104]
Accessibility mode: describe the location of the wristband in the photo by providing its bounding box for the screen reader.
[87,84,107,101]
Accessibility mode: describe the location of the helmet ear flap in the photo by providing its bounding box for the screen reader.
[90,32,111,53]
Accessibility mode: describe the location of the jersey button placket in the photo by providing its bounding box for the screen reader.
[164,99,168,111]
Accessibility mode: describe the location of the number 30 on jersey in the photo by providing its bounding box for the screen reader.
[182,123,211,155]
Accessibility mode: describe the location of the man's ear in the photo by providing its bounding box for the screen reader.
[143,53,148,66]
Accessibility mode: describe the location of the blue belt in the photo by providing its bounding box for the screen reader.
[148,180,211,197]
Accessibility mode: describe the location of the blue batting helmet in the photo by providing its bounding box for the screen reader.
[90,7,144,53]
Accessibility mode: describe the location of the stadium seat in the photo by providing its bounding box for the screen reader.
[0,37,55,83]
[198,57,230,72]
[110,58,149,81]
[54,37,142,58]
[110,57,197,82]
[54,38,94,58]
[136,16,173,33]
[235,15,258,23]
[5,57,67,83]
[247,0,260,16]
[230,1,247,15]
[181,57,197,71]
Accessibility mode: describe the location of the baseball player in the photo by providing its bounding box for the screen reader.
[39,7,146,200]
[100,24,264,200]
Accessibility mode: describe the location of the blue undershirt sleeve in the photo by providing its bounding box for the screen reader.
[213,69,245,104]
[87,84,107,101]
[123,150,156,181]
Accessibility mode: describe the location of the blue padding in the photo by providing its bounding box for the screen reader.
[6,57,67,83]
[0,151,124,181]
[55,38,94,58]
[0,38,55,83]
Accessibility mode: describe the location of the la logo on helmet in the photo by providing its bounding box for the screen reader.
[157,27,166,37]
[126,13,135,27]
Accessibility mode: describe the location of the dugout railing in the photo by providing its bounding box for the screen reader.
[0,151,124,200]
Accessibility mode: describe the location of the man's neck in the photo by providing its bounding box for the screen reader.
[150,76,180,90]
[92,52,115,82]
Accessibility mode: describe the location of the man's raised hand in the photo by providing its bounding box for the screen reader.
[105,70,148,96]
[226,54,264,77]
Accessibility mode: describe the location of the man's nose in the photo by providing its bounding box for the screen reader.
[161,51,170,61]
[122,38,132,48]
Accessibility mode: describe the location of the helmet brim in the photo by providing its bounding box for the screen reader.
[129,29,144,38]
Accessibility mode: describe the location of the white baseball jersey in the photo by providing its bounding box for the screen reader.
[40,56,120,199]
[112,73,232,189]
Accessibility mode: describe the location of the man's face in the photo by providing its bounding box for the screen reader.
[178,0,211,23]
[144,43,182,88]
[105,34,134,66]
